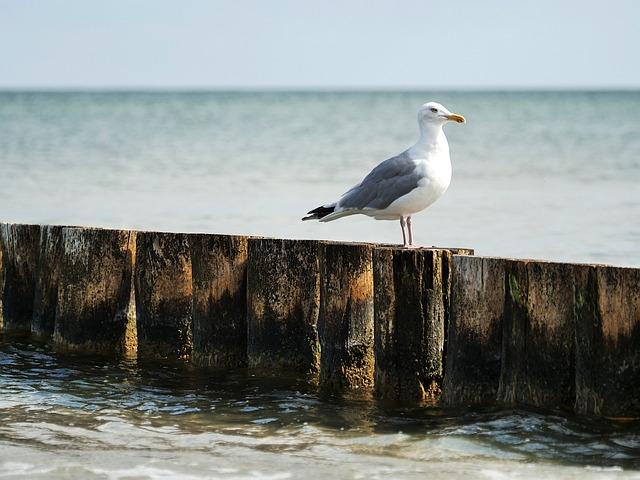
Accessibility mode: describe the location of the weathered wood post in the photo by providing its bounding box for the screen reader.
[373,247,448,404]
[497,259,528,406]
[246,238,321,376]
[497,260,576,409]
[318,242,374,391]
[0,223,41,333]
[54,227,136,355]
[0,230,3,330]
[189,234,248,368]
[575,265,640,417]
[32,225,65,337]
[441,256,505,406]
[134,231,193,359]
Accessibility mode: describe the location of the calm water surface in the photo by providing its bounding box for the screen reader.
[0,91,638,265]
[1,337,640,479]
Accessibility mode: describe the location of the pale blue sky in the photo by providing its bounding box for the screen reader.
[1,0,639,89]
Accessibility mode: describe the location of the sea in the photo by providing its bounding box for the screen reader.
[1,91,639,479]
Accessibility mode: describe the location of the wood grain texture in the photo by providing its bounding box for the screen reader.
[0,227,4,331]
[190,234,248,368]
[135,231,193,359]
[319,242,374,391]
[54,227,136,355]
[575,265,640,416]
[497,260,575,409]
[442,256,505,406]
[373,247,447,404]
[32,225,65,337]
[0,223,41,333]
[247,238,321,376]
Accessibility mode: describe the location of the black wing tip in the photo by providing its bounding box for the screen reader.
[301,205,335,221]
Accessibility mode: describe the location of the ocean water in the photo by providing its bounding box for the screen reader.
[0,91,638,266]
[2,337,640,480]
[1,91,640,479]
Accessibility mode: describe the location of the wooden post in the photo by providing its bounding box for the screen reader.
[0,223,41,333]
[373,247,447,404]
[246,238,321,376]
[497,260,576,408]
[0,228,3,331]
[318,242,374,391]
[575,265,640,416]
[497,260,529,405]
[32,225,65,337]
[54,227,136,355]
[134,231,193,359]
[189,234,248,368]
[440,248,474,381]
[442,256,505,406]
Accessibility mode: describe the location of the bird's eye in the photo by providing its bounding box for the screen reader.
[430,107,438,113]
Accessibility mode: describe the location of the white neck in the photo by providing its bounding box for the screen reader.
[409,121,448,156]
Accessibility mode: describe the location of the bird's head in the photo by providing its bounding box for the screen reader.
[418,102,466,126]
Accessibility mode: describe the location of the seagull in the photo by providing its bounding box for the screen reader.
[302,102,465,247]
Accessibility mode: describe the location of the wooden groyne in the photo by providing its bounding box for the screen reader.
[1,223,639,418]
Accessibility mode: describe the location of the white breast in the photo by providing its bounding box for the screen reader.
[375,149,452,219]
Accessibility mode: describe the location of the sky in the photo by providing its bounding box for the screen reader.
[1,0,639,89]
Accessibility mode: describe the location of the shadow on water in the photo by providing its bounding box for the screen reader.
[1,334,640,472]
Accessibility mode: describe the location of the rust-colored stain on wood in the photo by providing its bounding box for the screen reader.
[190,234,248,368]
[319,242,374,391]
[53,227,135,355]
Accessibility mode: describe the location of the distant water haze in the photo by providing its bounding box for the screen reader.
[0,91,638,266]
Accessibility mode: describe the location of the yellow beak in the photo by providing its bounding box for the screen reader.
[446,113,466,124]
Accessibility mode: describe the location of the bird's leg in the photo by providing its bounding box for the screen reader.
[400,216,408,247]
[407,216,414,246]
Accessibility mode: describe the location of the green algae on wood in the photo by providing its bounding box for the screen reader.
[497,260,529,405]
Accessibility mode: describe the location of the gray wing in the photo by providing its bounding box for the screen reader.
[338,151,421,210]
